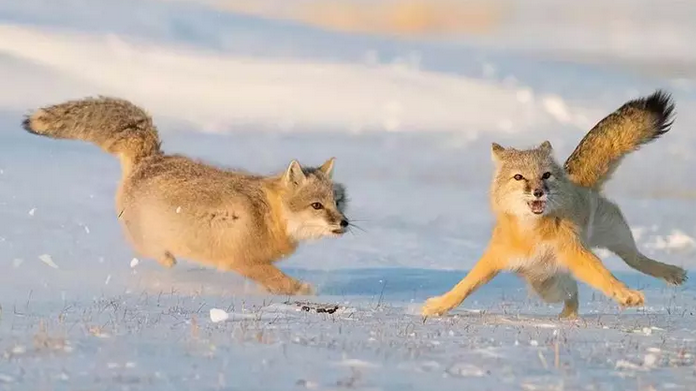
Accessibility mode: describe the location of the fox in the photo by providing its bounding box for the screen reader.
[422,90,688,319]
[22,97,350,296]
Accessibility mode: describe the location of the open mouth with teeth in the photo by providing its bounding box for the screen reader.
[528,200,546,215]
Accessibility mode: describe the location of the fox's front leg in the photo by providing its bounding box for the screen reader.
[559,239,644,307]
[422,247,501,317]
[231,263,314,296]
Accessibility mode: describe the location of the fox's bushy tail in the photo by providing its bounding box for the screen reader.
[564,90,674,190]
[22,97,162,167]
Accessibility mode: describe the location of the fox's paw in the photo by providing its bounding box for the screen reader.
[294,282,315,296]
[661,265,688,286]
[421,296,454,317]
[558,307,579,320]
[615,288,645,308]
[266,281,315,296]
[157,253,177,268]
[558,300,579,320]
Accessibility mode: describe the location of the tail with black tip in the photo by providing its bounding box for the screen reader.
[22,97,162,172]
[564,90,675,190]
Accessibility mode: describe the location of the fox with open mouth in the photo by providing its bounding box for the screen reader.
[422,90,688,318]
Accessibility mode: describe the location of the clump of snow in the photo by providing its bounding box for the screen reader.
[335,359,380,369]
[39,254,58,269]
[615,359,643,371]
[11,345,26,355]
[209,308,230,323]
[643,353,658,367]
[129,258,139,268]
[446,363,486,377]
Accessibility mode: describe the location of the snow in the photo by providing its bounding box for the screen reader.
[0,0,696,390]
[209,308,230,323]
[38,254,59,269]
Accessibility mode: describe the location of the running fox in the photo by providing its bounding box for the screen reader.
[422,90,687,318]
[22,97,350,295]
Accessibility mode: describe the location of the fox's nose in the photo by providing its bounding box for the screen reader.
[533,189,544,198]
[340,219,349,228]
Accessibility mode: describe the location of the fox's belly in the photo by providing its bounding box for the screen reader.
[120,200,253,261]
[505,251,568,281]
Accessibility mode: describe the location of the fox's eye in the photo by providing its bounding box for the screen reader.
[311,202,324,210]
[513,174,524,181]
[542,172,552,180]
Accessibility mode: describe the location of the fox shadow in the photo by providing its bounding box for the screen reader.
[288,267,690,297]
[128,262,692,322]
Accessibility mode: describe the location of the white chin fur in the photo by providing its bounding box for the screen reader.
[294,231,331,241]
[286,220,337,241]
[509,201,537,216]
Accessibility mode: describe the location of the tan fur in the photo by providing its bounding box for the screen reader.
[23,97,162,179]
[564,90,674,190]
[422,91,686,318]
[23,97,350,295]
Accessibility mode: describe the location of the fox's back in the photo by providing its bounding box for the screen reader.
[122,155,267,211]
[117,155,288,264]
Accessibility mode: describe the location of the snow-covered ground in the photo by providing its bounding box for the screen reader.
[1,1,696,389]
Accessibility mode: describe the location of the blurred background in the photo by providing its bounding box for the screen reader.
[0,0,695,282]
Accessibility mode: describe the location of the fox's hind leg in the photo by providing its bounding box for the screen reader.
[127,231,178,269]
[157,251,177,268]
[527,273,579,319]
[134,246,177,269]
[591,199,687,285]
[119,211,178,269]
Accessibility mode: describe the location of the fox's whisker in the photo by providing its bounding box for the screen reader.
[348,223,366,233]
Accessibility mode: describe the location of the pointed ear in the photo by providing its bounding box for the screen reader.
[539,140,553,154]
[318,157,335,179]
[491,142,505,163]
[283,160,306,187]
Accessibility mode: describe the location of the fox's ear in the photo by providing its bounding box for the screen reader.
[491,142,505,163]
[539,140,553,154]
[318,157,335,179]
[283,160,307,187]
